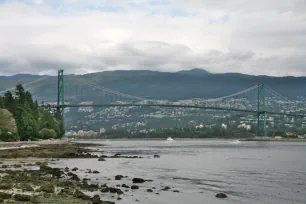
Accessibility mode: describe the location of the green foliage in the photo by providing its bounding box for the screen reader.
[38,128,57,139]
[39,110,60,137]
[17,107,39,141]
[0,129,19,142]
[0,84,62,141]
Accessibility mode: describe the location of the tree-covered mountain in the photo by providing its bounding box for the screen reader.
[1,69,306,102]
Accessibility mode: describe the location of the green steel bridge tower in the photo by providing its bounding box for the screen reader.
[257,84,267,136]
[57,69,65,122]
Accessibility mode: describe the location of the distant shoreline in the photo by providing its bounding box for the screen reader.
[74,137,306,142]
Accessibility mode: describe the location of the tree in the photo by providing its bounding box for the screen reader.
[38,128,57,139]
[0,97,4,108]
[39,110,60,138]
[15,84,26,106]
[25,91,34,108]
[3,91,16,115]
[17,107,39,141]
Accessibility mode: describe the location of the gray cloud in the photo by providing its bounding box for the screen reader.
[0,0,306,76]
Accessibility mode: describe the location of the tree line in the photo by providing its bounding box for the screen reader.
[0,84,63,141]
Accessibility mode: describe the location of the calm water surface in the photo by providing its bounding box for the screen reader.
[52,140,306,204]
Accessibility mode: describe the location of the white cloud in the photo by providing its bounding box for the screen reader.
[0,0,306,76]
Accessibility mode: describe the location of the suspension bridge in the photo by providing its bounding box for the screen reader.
[2,69,306,136]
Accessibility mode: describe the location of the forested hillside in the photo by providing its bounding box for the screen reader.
[0,85,63,141]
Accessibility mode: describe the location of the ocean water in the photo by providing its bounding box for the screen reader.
[51,140,306,204]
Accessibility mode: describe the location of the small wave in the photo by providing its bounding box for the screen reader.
[228,140,241,144]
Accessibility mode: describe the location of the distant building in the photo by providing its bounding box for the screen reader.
[238,123,251,131]
[221,124,227,129]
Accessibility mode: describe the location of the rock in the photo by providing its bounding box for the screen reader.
[173,190,180,193]
[153,155,160,158]
[102,201,115,204]
[162,186,171,191]
[115,175,124,180]
[40,164,53,173]
[98,157,106,161]
[131,185,139,190]
[147,189,153,193]
[82,183,99,192]
[0,183,11,190]
[91,195,102,204]
[58,188,73,196]
[72,167,78,171]
[73,189,91,200]
[121,184,130,188]
[0,192,11,199]
[216,193,227,198]
[101,187,109,193]
[116,189,124,195]
[67,172,80,181]
[1,165,7,168]
[14,194,31,201]
[132,178,145,183]
[109,187,123,194]
[20,183,34,191]
[39,184,55,193]
[93,170,100,174]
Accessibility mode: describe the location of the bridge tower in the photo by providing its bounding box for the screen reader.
[57,69,65,122]
[257,84,267,136]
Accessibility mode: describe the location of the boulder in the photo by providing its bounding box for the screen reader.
[0,192,11,199]
[91,195,102,204]
[153,155,160,158]
[131,185,139,190]
[73,190,91,200]
[14,194,31,201]
[101,187,109,193]
[98,157,106,161]
[115,175,124,180]
[161,186,171,191]
[72,167,78,171]
[121,184,130,188]
[102,201,115,204]
[39,184,55,193]
[147,189,153,193]
[20,183,34,191]
[216,193,227,198]
[132,178,145,183]
[93,170,100,174]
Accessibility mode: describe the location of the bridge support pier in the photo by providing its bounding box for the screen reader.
[57,69,65,126]
[257,84,267,136]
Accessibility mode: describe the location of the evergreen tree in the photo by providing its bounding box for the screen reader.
[15,84,26,106]
[0,97,4,108]
[3,91,16,115]
[17,107,39,141]
[25,91,34,108]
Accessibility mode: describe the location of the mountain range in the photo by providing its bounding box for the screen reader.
[0,69,306,101]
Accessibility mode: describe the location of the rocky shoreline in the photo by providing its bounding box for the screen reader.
[0,142,172,204]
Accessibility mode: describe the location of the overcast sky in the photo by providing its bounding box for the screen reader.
[0,0,306,76]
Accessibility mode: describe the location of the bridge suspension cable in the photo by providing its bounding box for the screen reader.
[75,77,147,101]
[206,84,260,102]
[0,75,50,94]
